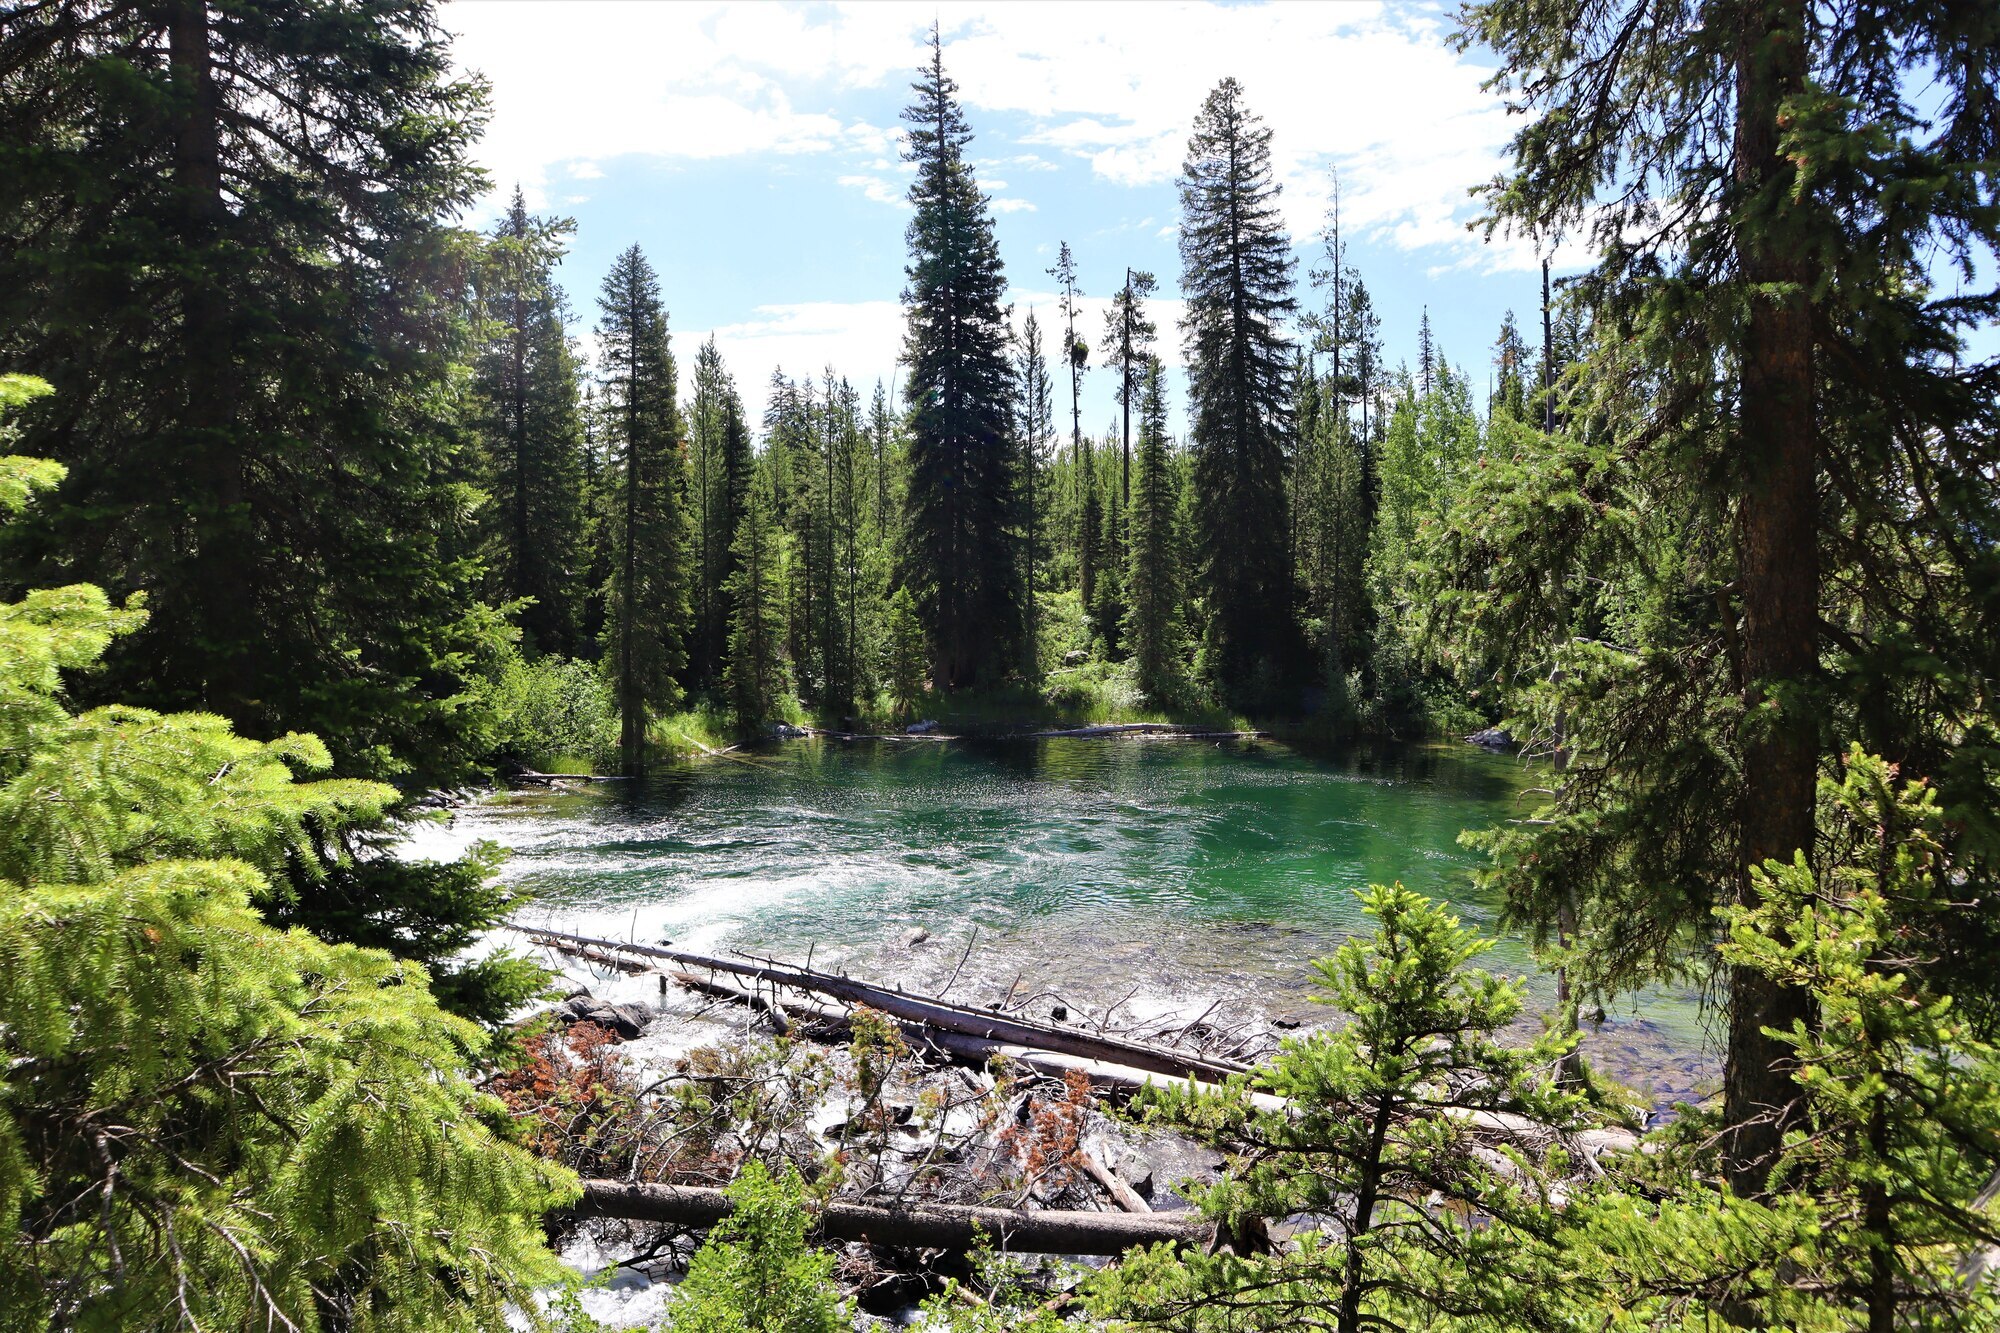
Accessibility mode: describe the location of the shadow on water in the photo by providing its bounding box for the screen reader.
[468,734,1714,1110]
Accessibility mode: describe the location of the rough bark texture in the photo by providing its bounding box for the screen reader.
[1722,0,1819,1196]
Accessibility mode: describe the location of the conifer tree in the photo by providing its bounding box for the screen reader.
[596,245,689,774]
[1049,242,1095,618]
[473,188,591,658]
[0,378,575,1330]
[1489,309,1531,425]
[1124,359,1182,701]
[0,0,550,1023]
[724,467,789,733]
[1094,884,1582,1332]
[1296,376,1370,704]
[867,380,900,537]
[897,26,1023,688]
[1015,311,1057,671]
[1450,0,2000,1188]
[1101,269,1159,508]
[0,0,496,783]
[688,336,750,692]
[1178,77,1299,695]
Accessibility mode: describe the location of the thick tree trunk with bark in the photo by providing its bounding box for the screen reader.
[1722,0,1819,1196]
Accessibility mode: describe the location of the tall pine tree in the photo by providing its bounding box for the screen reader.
[1103,270,1159,509]
[1449,0,2000,1189]
[1015,310,1057,673]
[1125,357,1182,701]
[0,0,545,1022]
[473,188,590,658]
[1178,77,1299,695]
[725,466,789,733]
[0,0,496,782]
[897,26,1022,688]
[595,245,689,774]
[687,336,750,692]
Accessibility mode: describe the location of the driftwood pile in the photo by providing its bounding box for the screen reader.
[514,923,1269,1256]
[514,923,1641,1270]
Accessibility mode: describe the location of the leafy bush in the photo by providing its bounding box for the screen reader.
[478,648,617,770]
[1034,588,1090,677]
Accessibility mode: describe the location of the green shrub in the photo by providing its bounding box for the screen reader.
[478,649,617,770]
[665,1162,850,1332]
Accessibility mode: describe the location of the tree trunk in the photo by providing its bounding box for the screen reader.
[574,1180,1207,1254]
[520,925,1248,1082]
[619,311,644,776]
[167,0,249,714]
[1722,0,1818,1196]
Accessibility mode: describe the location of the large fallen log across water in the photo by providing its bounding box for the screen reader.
[514,923,1249,1084]
[573,1180,1207,1255]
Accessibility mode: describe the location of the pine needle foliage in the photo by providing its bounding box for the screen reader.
[1094,884,1586,1333]
[667,1162,852,1333]
[0,405,575,1332]
[596,244,691,774]
[1124,358,1185,703]
[472,188,592,660]
[897,25,1024,689]
[1177,77,1299,698]
[1449,0,2000,1186]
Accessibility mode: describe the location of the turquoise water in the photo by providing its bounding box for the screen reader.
[445,735,1713,1106]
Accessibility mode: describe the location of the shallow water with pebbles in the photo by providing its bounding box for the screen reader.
[416,735,1717,1114]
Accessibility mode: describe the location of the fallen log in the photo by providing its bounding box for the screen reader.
[662,968,1283,1111]
[514,923,1248,1084]
[574,1180,1206,1255]
[1026,723,1268,741]
[509,769,629,785]
[913,1030,1287,1114]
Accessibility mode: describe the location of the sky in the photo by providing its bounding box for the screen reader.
[443,1,1573,434]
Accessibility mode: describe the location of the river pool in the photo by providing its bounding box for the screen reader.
[424,735,1716,1109]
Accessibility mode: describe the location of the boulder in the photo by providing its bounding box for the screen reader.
[1465,726,1515,751]
[552,994,653,1040]
[906,719,939,734]
[1061,649,1090,667]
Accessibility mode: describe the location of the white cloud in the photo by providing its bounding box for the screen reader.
[838,174,910,208]
[683,301,910,424]
[991,197,1038,214]
[445,2,925,204]
[446,1,1525,263]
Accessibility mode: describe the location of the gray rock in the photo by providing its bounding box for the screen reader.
[766,721,809,739]
[1061,649,1090,667]
[905,719,939,734]
[1465,726,1515,751]
[552,995,652,1040]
